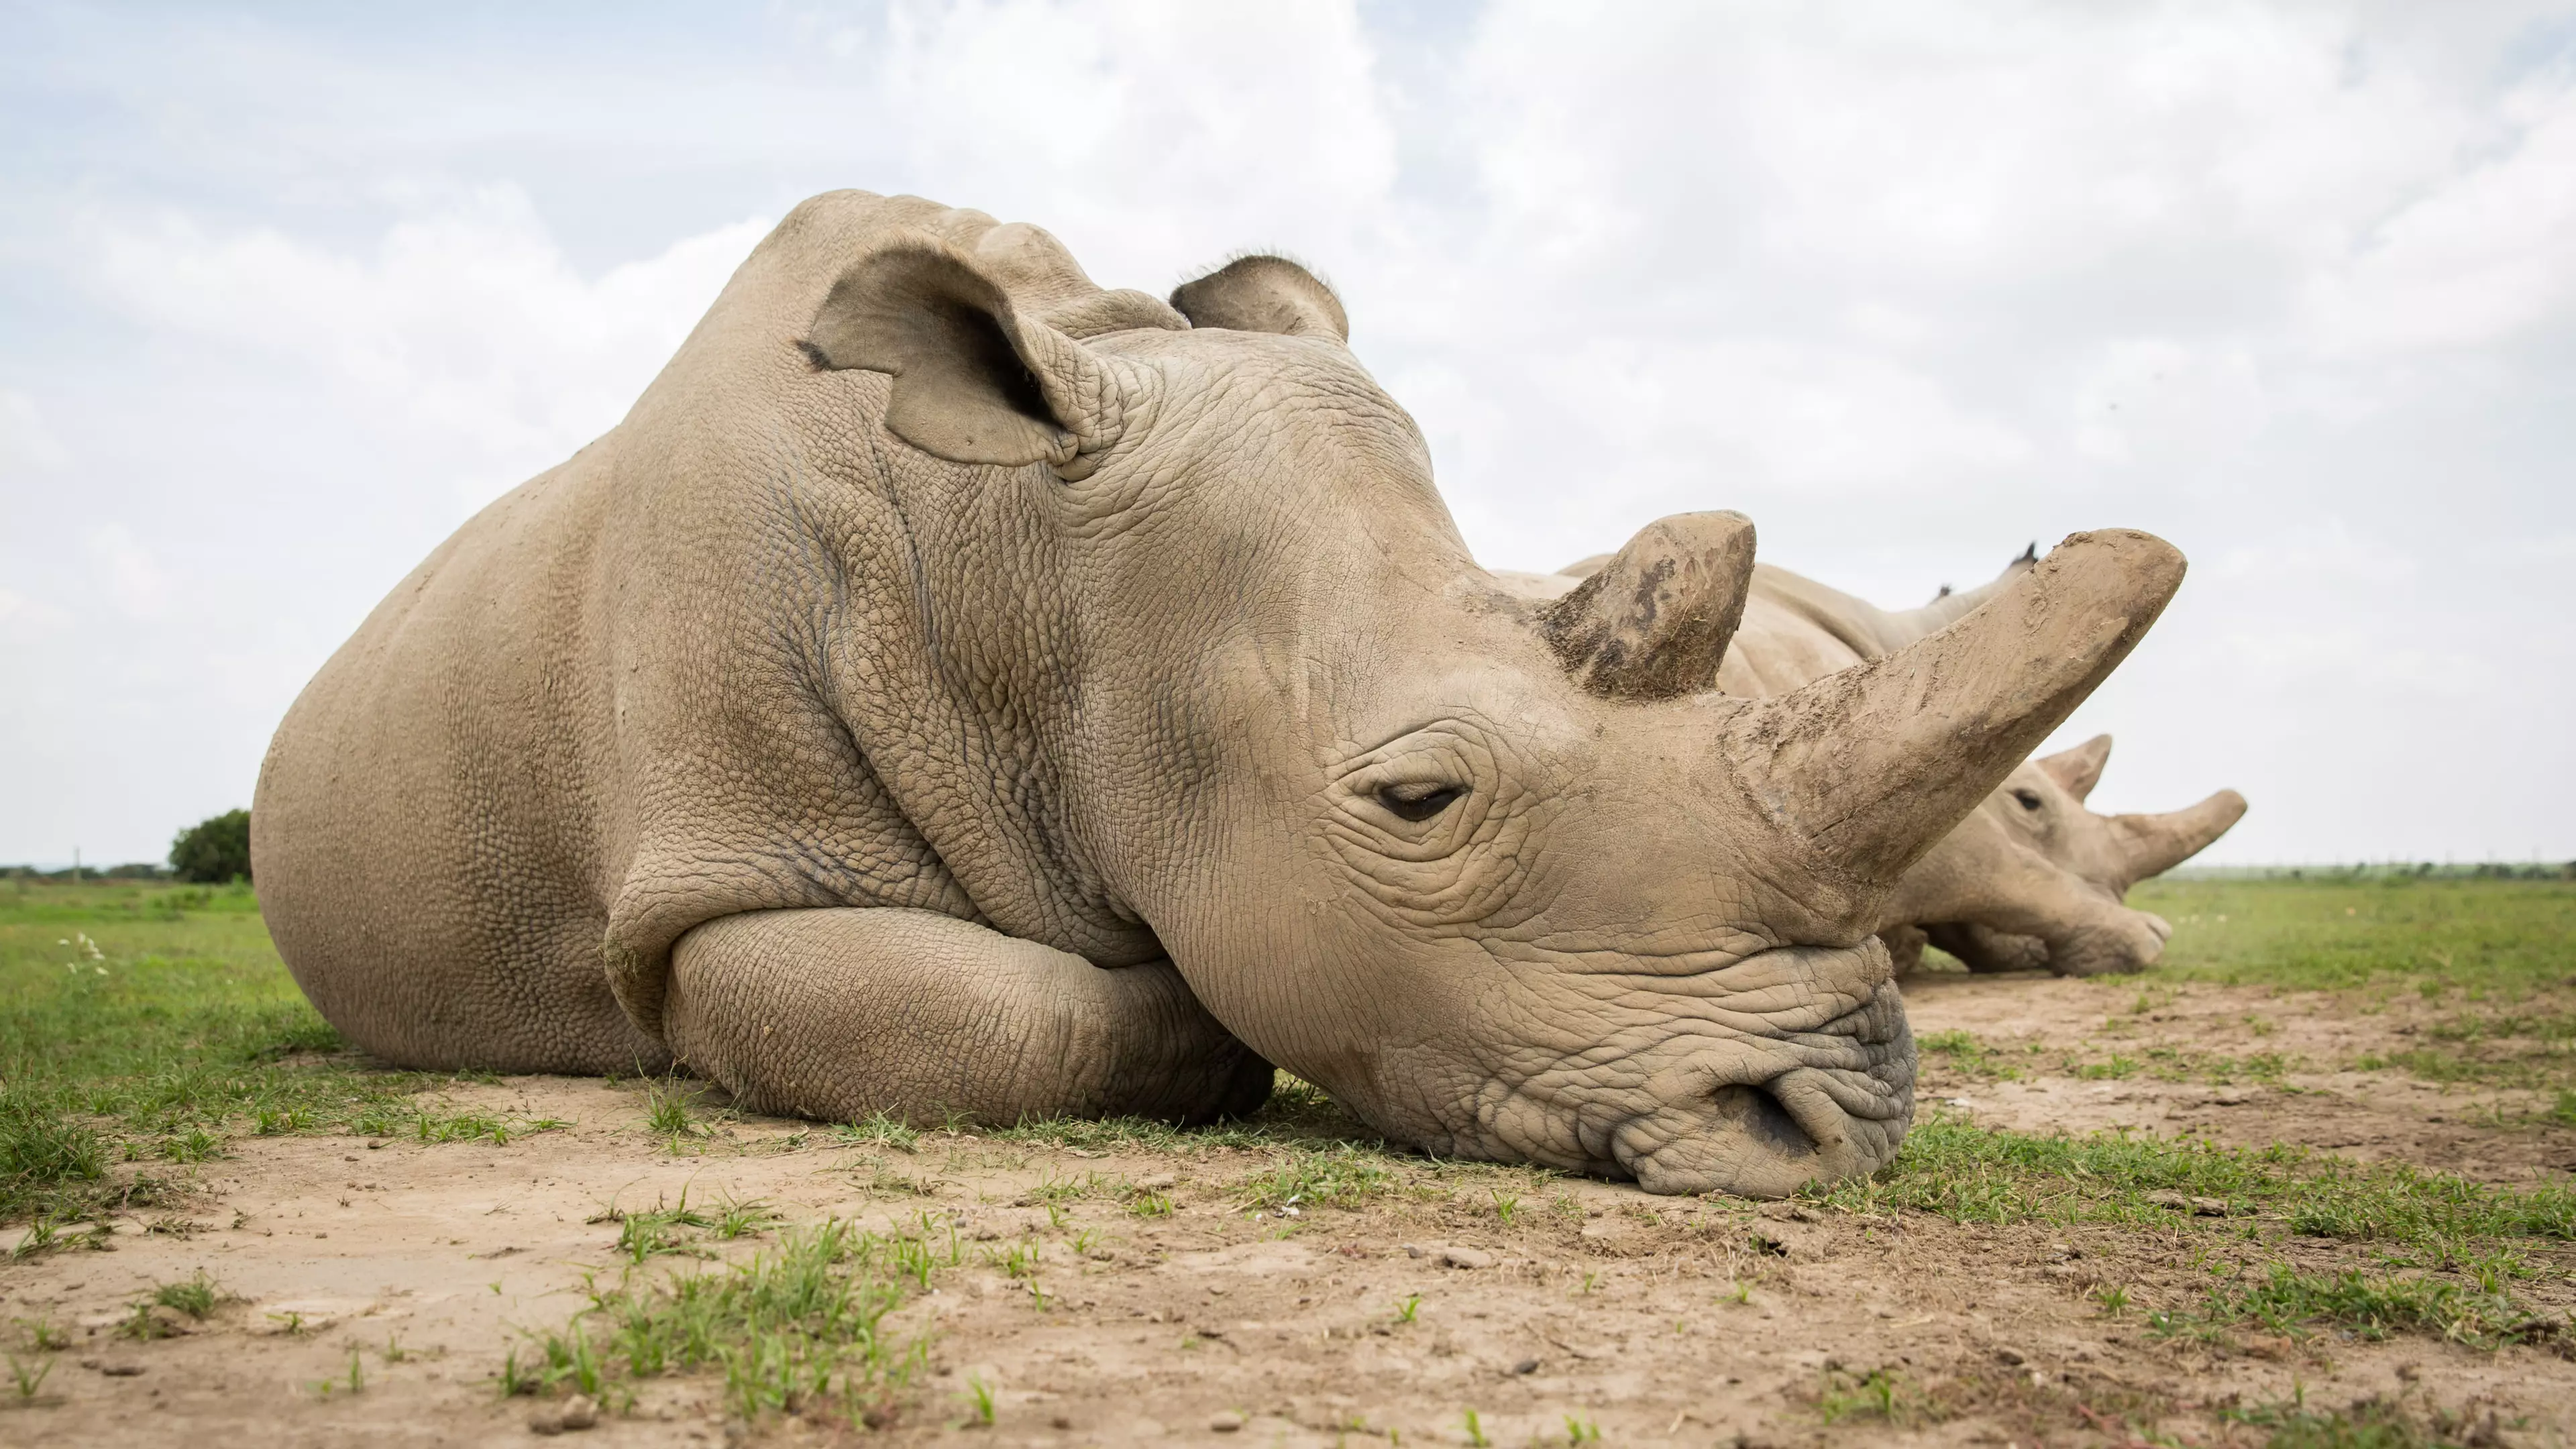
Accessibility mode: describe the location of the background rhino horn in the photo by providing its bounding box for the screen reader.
[1724,530,2188,885]
[2113,790,2249,881]
[1169,255,1350,342]
[1541,511,1758,700]
[2036,733,2114,801]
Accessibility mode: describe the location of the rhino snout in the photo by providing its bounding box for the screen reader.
[1599,979,1915,1199]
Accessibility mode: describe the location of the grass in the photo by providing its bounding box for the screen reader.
[2135,875,2575,996]
[10,871,2575,1426]
[2135,876,2576,1095]
[0,879,565,1230]
[519,1216,940,1426]
[152,1271,221,1320]
[2220,1388,2506,1449]
[1236,1145,1403,1215]
[2156,1263,2555,1348]
[1810,1114,2575,1246]
[1816,1366,1935,1428]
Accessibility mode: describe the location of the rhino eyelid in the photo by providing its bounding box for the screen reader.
[1376,783,1466,822]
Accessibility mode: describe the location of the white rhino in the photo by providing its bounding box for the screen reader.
[252,192,2188,1196]
[1501,553,2246,976]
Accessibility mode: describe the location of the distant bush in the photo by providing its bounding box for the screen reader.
[170,809,252,884]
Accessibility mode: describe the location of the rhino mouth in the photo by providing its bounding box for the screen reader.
[1591,975,1917,1198]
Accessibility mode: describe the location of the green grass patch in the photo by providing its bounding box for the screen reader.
[2155,1263,2556,1349]
[1810,1116,2575,1246]
[2220,1389,2508,1449]
[0,879,550,1229]
[1235,1144,1410,1216]
[1917,1029,2022,1080]
[518,1216,947,1426]
[2135,876,2576,1093]
[2135,875,2575,997]
[152,1271,222,1320]
[985,1074,1378,1155]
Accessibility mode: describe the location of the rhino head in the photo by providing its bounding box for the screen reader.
[1902,737,2247,976]
[802,241,2186,1196]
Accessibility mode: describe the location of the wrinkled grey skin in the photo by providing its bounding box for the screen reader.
[254,192,2188,1197]
[1501,557,2246,976]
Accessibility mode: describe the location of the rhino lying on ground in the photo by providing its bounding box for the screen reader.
[254,191,2187,1195]
[1502,554,2245,977]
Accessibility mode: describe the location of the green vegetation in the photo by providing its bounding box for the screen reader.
[517,1216,941,1425]
[169,808,253,884]
[2221,1388,2508,1449]
[0,879,555,1230]
[1236,1145,1402,1215]
[2136,875,2576,1095]
[2135,875,2574,996]
[1812,1114,2573,1245]
[1917,1028,2023,1080]
[1816,1366,1933,1428]
[2158,1263,2552,1349]
[152,1272,221,1320]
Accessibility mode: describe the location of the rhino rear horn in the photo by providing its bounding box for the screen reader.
[1725,530,2186,885]
[804,241,1150,477]
[2113,790,2248,881]
[1542,512,1757,700]
[1169,256,1350,342]
[2036,734,2114,802]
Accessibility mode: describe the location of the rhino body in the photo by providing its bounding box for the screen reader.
[1501,557,2245,975]
[254,191,2187,1196]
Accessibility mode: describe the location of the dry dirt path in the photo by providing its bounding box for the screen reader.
[5,972,2572,1448]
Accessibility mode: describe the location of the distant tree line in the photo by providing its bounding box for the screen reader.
[0,808,254,883]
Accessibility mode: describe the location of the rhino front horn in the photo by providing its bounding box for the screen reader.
[1541,511,1758,700]
[1725,529,2187,885]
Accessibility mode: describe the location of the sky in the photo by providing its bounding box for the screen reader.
[2,0,2572,868]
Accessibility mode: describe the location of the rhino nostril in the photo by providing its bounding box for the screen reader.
[1709,1083,1817,1159]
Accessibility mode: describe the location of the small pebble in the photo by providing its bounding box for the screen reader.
[1438,1245,1495,1270]
[1210,1409,1245,1432]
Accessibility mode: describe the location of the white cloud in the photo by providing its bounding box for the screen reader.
[82,191,771,507]
[0,586,71,642]
[82,524,171,621]
[2209,519,2420,584]
[867,0,1398,281]
[0,390,70,474]
[2307,80,2576,354]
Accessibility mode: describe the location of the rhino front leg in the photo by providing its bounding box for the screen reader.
[664,907,1273,1126]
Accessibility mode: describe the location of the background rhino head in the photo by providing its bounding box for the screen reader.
[802,235,2188,1195]
[1897,735,2248,976]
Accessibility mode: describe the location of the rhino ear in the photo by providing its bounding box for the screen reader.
[1542,512,1756,700]
[804,241,1138,474]
[1169,255,1350,342]
[2036,734,2114,802]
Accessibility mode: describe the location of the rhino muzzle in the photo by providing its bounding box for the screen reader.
[1603,978,1915,1197]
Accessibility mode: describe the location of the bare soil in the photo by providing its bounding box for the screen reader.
[6,973,2573,1448]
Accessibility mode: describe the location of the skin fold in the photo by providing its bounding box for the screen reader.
[1498,561,2247,977]
[254,192,2188,1196]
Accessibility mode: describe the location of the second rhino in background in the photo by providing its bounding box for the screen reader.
[1506,540,2245,977]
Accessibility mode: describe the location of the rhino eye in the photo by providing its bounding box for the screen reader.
[1377,783,1465,822]
[2012,789,2043,812]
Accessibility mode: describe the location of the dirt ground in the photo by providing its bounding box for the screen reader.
[6,971,2573,1448]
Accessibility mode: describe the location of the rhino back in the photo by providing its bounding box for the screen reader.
[254,190,1137,1071]
[253,442,657,1071]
